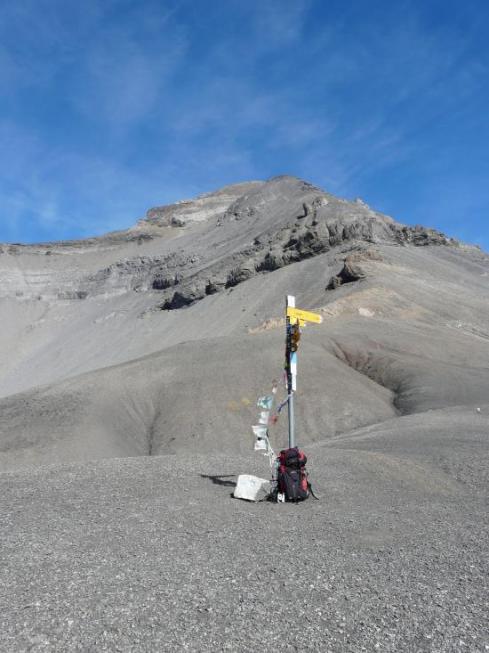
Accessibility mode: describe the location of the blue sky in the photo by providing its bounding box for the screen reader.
[1,0,488,247]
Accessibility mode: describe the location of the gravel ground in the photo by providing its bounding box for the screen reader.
[1,412,488,652]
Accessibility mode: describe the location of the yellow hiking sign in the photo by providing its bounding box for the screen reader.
[286,306,323,325]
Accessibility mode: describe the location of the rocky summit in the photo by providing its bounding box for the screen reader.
[0,176,488,651]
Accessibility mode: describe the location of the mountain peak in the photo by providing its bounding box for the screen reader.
[0,177,459,310]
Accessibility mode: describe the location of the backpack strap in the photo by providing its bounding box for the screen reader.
[307,481,319,500]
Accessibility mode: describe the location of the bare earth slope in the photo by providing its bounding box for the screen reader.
[1,176,488,651]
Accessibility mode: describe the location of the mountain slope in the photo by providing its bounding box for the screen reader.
[1,176,489,469]
[0,175,467,398]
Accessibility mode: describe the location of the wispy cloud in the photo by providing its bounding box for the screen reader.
[0,0,487,244]
[69,12,187,129]
[246,0,310,48]
[0,120,174,241]
[71,39,183,128]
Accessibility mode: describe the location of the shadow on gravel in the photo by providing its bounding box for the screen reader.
[200,474,237,487]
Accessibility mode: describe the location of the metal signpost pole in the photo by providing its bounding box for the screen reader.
[285,296,322,450]
[288,379,295,449]
[286,295,296,449]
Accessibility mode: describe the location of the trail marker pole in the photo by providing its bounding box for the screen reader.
[285,295,323,450]
[286,295,296,448]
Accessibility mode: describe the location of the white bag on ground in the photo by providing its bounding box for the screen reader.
[233,474,270,502]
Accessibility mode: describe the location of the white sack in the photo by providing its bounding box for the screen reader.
[233,474,270,502]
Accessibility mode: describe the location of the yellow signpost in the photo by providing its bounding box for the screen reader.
[285,297,323,448]
[286,306,323,325]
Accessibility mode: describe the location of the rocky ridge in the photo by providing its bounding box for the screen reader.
[0,176,456,307]
[35,178,462,299]
[155,186,457,310]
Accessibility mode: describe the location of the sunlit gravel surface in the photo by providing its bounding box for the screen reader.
[1,427,488,652]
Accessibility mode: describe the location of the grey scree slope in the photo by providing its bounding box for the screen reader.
[0,176,488,651]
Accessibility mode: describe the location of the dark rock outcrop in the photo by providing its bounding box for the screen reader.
[326,250,383,290]
[395,224,452,246]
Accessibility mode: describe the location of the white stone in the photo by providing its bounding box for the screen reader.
[358,307,375,317]
[233,474,270,502]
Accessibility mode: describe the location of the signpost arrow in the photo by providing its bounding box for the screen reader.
[286,306,323,324]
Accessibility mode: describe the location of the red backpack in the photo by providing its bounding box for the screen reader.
[277,447,311,502]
